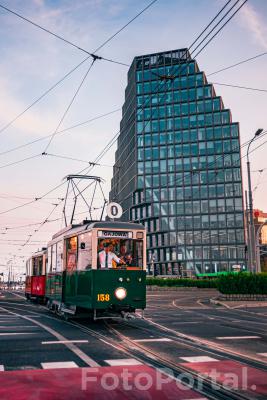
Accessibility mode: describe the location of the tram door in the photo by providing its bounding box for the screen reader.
[46,242,64,301]
[64,236,78,301]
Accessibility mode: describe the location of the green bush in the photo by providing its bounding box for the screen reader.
[217,273,267,294]
[146,277,218,288]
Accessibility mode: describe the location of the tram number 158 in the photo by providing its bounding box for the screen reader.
[97,293,110,302]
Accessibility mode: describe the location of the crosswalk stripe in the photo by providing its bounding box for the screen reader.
[105,359,143,366]
[42,340,89,345]
[133,338,172,342]
[180,356,219,363]
[41,362,79,369]
[216,336,260,340]
[0,332,38,336]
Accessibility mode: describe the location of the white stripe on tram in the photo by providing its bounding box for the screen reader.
[0,365,4,371]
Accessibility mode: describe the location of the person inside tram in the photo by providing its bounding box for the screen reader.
[98,243,126,269]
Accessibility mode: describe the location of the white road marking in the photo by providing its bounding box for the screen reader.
[7,291,26,299]
[0,332,38,336]
[180,356,219,363]
[133,338,172,343]
[0,365,4,371]
[0,326,38,329]
[41,361,79,369]
[257,353,267,357]
[216,336,260,340]
[105,359,143,366]
[42,340,89,345]
[171,321,199,325]
[0,306,99,367]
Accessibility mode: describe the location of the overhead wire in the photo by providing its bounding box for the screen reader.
[210,82,267,93]
[92,0,159,54]
[0,0,242,224]
[0,3,129,67]
[43,58,96,152]
[0,0,157,138]
[0,0,249,259]
[207,51,267,77]
[188,0,232,50]
[190,0,240,54]
[193,0,248,58]
[0,55,91,137]
[0,181,66,216]
[0,108,120,157]
[107,0,250,199]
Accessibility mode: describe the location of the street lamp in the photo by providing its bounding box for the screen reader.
[247,128,263,273]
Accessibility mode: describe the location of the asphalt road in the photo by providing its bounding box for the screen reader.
[0,289,267,399]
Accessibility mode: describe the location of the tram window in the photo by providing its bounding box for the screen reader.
[97,238,143,269]
[32,256,42,276]
[66,236,78,272]
[78,233,92,270]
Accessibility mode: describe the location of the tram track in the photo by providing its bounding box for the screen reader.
[1,298,266,399]
[2,299,267,371]
[108,317,267,372]
[71,319,254,400]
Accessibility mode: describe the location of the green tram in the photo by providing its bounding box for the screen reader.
[45,221,146,319]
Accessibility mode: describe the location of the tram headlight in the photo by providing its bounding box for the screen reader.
[115,287,127,300]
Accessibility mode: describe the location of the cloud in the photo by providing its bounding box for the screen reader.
[240,3,267,50]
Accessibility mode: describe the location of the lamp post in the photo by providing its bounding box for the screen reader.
[247,129,263,272]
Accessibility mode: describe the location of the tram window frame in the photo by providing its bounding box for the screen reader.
[77,232,92,271]
[32,256,42,276]
[56,241,63,272]
[47,246,52,273]
[96,238,144,270]
[66,236,78,272]
[51,244,57,272]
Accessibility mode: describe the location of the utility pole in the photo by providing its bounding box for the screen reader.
[247,129,263,273]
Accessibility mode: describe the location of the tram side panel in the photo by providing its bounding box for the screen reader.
[31,275,46,297]
[64,270,93,308]
[25,276,32,298]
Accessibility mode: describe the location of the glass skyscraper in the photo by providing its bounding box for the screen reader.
[109,49,246,275]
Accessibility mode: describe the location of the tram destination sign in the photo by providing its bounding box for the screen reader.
[98,230,133,239]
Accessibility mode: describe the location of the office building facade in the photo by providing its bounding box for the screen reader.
[109,49,246,275]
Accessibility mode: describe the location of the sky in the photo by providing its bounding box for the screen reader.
[0,0,266,280]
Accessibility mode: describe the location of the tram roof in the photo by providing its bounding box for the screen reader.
[50,220,145,242]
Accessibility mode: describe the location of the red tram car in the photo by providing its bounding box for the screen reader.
[25,248,47,302]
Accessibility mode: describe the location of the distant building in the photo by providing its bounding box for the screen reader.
[110,49,246,275]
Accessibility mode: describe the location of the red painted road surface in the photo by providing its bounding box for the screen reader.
[0,365,207,400]
[182,360,267,398]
